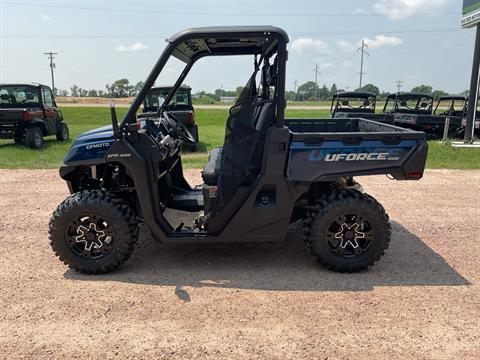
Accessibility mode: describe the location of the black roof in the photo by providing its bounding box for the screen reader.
[168,26,289,43]
[150,84,191,90]
[0,83,47,88]
[438,95,467,101]
[167,26,289,63]
[387,92,433,99]
[334,91,376,98]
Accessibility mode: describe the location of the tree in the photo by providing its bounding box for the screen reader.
[356,83,380,96]
[58,89,68,97]
[105,79,133,98]
[297,81,319,101]
[285,90,297,101]
[330,83,338,95]
[318,84,330,100]
[133,81,145,95]
[411,85,433,94]
[214,88,227,98]
[235,86,244,99]
[87,89,98,97]
[433,89,448,100]
[70,84,80,97]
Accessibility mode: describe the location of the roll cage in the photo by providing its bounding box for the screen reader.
[383,92,433,115]
[433,95,468,117]
[330,91,376,114]
[121,26,289,129]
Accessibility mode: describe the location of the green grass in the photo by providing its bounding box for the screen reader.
[0,106,478,170]
[426,141,480,169]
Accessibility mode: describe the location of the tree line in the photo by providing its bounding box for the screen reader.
[56,79,145,98]
[56,78,467,101]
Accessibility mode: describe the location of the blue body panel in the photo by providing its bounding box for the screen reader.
[287,140,418,182]
[63,125,115,165]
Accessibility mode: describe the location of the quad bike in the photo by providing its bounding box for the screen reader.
[49,26,428,274]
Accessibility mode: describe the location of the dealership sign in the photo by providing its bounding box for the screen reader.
[463,0,480,28]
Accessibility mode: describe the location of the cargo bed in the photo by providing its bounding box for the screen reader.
[285,117,428,182]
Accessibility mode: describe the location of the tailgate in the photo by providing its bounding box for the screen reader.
[286,118,428,182]
[0,109,25,137]
[0,109,24,126]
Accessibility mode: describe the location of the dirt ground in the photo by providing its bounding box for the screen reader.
[0,169,479,358]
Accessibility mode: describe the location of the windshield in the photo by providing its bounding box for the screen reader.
[143,87,191,112]
[0,85,40,108]
[335,96,375,113]
[396,95,432,113]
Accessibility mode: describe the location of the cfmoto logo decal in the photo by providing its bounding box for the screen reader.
[86,142,111,150]
[309,149,402,162]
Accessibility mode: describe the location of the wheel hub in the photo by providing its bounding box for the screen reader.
[334,223,365,250]
[75,223,108,251]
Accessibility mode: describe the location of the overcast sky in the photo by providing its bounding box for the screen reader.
[0,0,476,94]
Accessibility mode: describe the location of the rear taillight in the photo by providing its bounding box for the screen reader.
[23,111,30,122]
[407,171,423,179]
[187,111,195,124]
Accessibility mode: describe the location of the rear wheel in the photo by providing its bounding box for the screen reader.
[303,190,391,272]
[49,190,138,274]
[56,123,69,141]
[25,126,44,149]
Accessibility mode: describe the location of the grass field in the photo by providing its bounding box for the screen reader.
[0,106,479,170]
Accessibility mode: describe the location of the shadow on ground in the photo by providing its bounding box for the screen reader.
[65,221,470,295]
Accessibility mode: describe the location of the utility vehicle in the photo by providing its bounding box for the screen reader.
[0,84,69,148]
[139,84,199,150]
[383,92,456,136]
[330,91,394,124]
[49,27,428,274]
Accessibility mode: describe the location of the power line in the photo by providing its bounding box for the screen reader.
[2,1,459,17]
[44,51,57,91]
[0,28,465,40]
[357,40,369,89]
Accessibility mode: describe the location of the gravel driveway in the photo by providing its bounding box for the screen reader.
[0,169,479,358]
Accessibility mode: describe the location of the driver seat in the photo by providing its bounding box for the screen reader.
[201,100,276,186]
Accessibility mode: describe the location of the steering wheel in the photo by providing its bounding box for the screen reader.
[162,111,196,144]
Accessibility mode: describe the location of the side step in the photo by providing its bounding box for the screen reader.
[169,191,204,212]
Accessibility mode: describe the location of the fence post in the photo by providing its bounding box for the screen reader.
[442,117,451,144]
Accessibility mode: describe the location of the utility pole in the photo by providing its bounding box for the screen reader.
[44,51,58,92]
[357,40,369,89]
[313,64,321,101]
[396,80,403,93]
[293,79,298,93]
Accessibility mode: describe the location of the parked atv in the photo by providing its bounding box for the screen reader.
[384,92,461,137]
[139,84,199,151]
[331,91,394,124]
[49,26,427,274]
[0,84,69,148]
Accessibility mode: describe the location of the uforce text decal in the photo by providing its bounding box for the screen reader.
[86,142,111,150]
[309,149,401,162]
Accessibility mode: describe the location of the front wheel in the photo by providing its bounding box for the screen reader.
[303,190,391,272]
[49,191,138,274]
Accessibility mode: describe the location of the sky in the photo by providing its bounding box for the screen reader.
[0,0,476,95]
